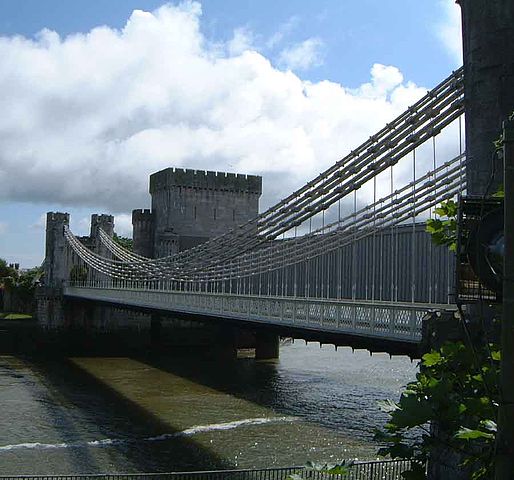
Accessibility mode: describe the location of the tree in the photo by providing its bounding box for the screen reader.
[0,261,42,313]
[70,265,88,282]
[113,233,133,251]
[0,258,17,282]
[376,341,499,479]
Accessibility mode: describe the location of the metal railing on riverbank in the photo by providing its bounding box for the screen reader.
[0,459,421,480]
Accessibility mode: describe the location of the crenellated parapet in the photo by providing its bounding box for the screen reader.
[132,209,154,228]
[149,168,262,195]
[90,214,114,238]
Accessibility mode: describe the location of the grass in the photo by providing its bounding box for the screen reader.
[0,312,32,320]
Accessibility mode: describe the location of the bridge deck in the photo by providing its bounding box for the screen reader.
[64,286,456,355]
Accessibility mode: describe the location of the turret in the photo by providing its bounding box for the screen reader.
[44,212,70,286]
[90,214,114,258]
[132,209,154,258]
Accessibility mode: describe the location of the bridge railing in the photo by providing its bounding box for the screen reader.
[64,281,457,342]
[0,459,422,480]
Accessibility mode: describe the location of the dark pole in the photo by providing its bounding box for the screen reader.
[457,0,514,196]
[456,2,514,477]
[495,118,514,479]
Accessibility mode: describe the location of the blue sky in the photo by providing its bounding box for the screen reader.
[0,1,462,267]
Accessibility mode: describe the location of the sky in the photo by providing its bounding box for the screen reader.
[0,0,463,267]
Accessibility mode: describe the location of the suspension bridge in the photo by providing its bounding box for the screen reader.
[40,67,466,357]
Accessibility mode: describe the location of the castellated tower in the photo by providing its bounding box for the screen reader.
[132,209,154,258]
[90,214,114,258]
[44,212,70,286]
[90,214,114,238]
[136,168,262,258]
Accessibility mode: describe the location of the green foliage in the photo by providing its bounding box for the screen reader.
[493,110,514,150]
[113,233,133,251]
[1,260,43,308]
[0,258,18,287]
[70,265,88,282]
[426,185,503,251]
[493,184,504,198]
[15,267,43,295]
[425,199,458,252]
[286,460,354,479]
[376,341,500,479]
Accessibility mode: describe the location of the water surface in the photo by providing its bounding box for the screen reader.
[0,342,417,474]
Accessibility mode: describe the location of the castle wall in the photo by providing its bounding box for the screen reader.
[149,168,262,258]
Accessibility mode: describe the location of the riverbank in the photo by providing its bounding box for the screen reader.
[0,312,32,320]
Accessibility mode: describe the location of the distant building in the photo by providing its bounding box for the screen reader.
[132,168,262,258]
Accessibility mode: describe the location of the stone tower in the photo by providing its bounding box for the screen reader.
[133,168,262,258]
[132,209,154,258]
[44,212,70,287]
[90,214,114,257]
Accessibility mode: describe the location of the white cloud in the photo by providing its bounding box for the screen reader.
[353,64,404,99]
[0,1,446,226]
[435,0,462,65]
[31,213,46,230]
[278,37,324,71]
[0,222,7,235]
[65,216,91,236]
[227,27,255,55]
[114,213,133,237]
[266,16,299,49]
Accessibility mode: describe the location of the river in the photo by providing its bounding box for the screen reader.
[0,342,417,475]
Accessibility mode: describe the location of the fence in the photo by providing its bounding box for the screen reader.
[0,459,421,480]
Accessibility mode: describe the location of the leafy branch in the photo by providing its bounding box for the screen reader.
[425,199,458,252]
[287,460,355,479]
[376,341,500,479]
[113,233,133,251]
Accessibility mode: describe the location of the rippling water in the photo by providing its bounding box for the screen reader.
[0,342,417,474]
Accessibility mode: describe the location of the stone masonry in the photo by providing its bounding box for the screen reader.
[44,212,70,287]
[38,213,114,329]
[133,168,262,258]
[458,0,514,195]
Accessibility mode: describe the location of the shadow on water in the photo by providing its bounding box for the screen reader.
[15,354,233,474]
[0,319,415,474]
[134,345,409,439]
[137,353,284,411]
[0,355,102,473]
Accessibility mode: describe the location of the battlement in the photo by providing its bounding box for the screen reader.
[132,209,154,221]
[149,168,262,195]
[90,213,114,238]
[91,214,114,225]
[46,212,70,225]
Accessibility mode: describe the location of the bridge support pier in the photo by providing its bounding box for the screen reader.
[36,287,65,329]
[255,331,279,360]
[151,314,162,348]
[212,326,238,360]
